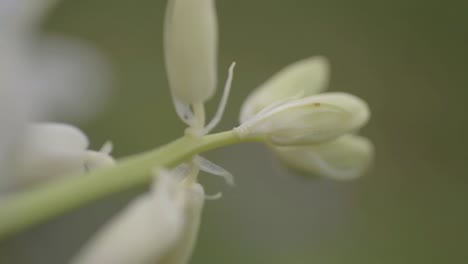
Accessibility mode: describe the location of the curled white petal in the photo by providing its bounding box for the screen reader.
[240,56,329,123]
[196,156,235,186]
[205,192,223,200]
[274,134,374,180]
[204,62,236,134]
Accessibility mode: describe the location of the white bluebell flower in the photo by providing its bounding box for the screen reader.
[71,169,205,264]
[0,0,112,190]
[5,123,114,189]
[238,58,373,179]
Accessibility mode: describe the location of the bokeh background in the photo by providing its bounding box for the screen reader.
[2,0,468,263]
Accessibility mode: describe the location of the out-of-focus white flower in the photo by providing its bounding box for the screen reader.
[274,134,374,180]
[0,88,29,179]
[164,0,218,105]
[71,169,205,264]
[2,123,114,190]
[0,36,110,123]
[240,56,329,123]
[0,0,112,188]
[0,0,111,121]
[238,58,373,179]
[157,181,204,264]
[27,35,111,121]
[236,92,370,146]
[0,0,57,35]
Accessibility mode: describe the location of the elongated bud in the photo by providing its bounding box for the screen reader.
[6,123,114,189]
[240,56,329,123]
[274,134,374,180]
[71,171,185,264]
[164,0,218,104]
[236,92,370,146]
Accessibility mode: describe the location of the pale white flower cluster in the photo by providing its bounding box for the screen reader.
[1,0,373,263]
[74,0,373,263]
[0,0,114,191]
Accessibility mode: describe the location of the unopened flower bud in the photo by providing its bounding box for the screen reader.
[240,56,329,123]
[164,0,218,104]
[235,92,370,146]
[71,169,205,264]
[71,171,185,264]
[159,181,205,264]
[274,134,374,180]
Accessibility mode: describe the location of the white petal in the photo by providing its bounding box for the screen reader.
[26,123,89,150]
[158,182,205,264]
[236,92,370,146]
[240,56,329,123]
[6,123,89,188]
[99,141,114,155]
[164,0,218,104]
[274,134,374,180]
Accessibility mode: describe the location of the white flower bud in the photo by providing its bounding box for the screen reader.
[159,182,205,264]
[71,170,205,264]
[71,171,185,264]
[5,123,114,189]
[240,56,329,123]
[235,92,370,146]
[273,134,374,180]
[164,0,218,104]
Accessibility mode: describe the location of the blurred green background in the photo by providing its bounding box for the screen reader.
[2,0,468,263]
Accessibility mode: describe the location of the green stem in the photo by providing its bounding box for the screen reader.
[0,130,255,240]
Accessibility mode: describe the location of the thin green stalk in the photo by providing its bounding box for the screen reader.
[0,130,256,240]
